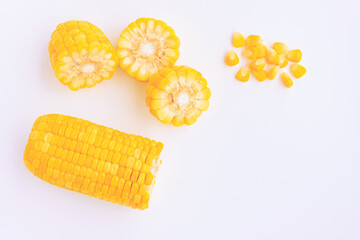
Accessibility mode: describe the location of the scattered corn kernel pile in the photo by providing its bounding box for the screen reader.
[49,20,118,90]
[225,33,307,88]
[24,114,163,210]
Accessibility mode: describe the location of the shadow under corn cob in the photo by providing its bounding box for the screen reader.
[24,114,163,210]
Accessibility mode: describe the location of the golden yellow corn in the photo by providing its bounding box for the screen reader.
[232,32,245,48]
[278,55,288,68]
[23,114,163,210]
[250,58,266,71]
[266,48,279,65]
[225,50,239,66]
[252,69,267,82]
[281,72,293,88]
[117,18,180,82]
[145,66,211,126]
[273,42,289,55]
[49,20,118,90]
[246,35,263,46]
[235,66,251,82]
[255,43,267,58]
[286,49,302,62]
[267,66,280,80]
[290,64,306,78]
[242,46,258,60]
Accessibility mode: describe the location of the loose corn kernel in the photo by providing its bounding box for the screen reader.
[225,50,239,66]
[286,49,302,62]
[281,72,293,88]
[48,20,118,90]
[290,64,306,78]
[232,32,245,48]
[266,48,279,65]
[242,47,258,60]
[23,114,164,210]
[273,42,289,55]
[146,66,211,126]
[250,58,266,71]
[267,66,280,80]
[245,35,263,46]
[255,44,267,58]
[117,18,180,82]
[252,69,267,82]
[235,66,251,82]
[278,55,288,68]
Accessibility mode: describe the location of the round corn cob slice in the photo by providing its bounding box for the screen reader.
[145,66,211,126]
[49,20,118,90]
[23,114,164,210]
[117,18,180,82]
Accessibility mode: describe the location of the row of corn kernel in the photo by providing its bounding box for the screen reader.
[225,33,307,88]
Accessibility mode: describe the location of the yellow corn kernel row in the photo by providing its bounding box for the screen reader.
[49,20,118,90]
[117,18,180,82]
[24,114,163,210]
[145,66,211,126]
[227,32,306,87]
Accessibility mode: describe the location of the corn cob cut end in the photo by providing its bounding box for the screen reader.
[49,20,118,90]
[23,114,163,210]
[117,18,180,82]
[146,66,211,126]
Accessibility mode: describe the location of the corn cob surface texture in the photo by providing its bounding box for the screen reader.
[117,18,180,82]
[49,20,118,90]
[23,114,163,210]
[145,66,211,126]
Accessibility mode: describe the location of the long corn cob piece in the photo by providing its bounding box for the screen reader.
[49,20,118,90]
[117,18,180,82]
[23,114,163,210]
[145,66,211,126]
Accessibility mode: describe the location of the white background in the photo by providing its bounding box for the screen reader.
[0,0,359,239]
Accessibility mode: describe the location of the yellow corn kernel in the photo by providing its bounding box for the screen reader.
[225,50,239,66]
[252,69,267,82]
[281,72,293,88]
[266,48,279,65]
[245,35,263,46]
[255,44,267,58]
[290,64,306,78]
[250,58,266,71]
[286,49,302,62]
[49,20,118,90]
[232,32,245,48]
[117,18,180,82]
[273,42,289,55]
[267,66,280,80]
[242,47,258,60]
[146,66,211,126]
[23,114,164,210]
[235,66,251,82]
[278,55,288,68]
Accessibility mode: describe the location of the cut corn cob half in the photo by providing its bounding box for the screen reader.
[49,20,118,90]
[23,114,163,210]
[117,18,180,82]
[145,66,211,126]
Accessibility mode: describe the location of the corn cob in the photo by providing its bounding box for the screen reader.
[117,18,180,82]
[145,66,211,126]
[49,20,118,90]
[23,114,163,210]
